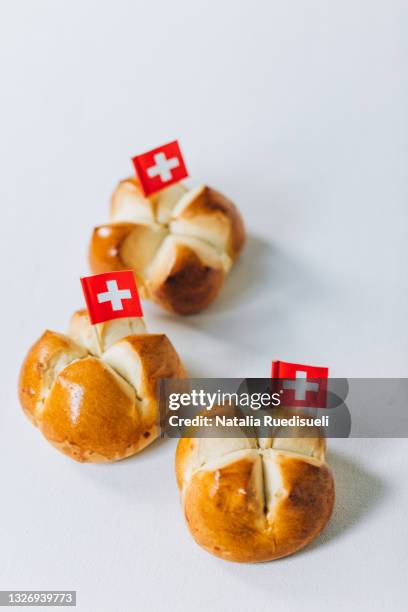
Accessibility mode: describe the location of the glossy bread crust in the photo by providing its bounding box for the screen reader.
[175,436,334,563]
[19,310,186,462]
[149,243,225,315]
[89,179,245,315]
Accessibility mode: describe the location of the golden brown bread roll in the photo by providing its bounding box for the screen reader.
[176,434,334,563]
[19,310,186,462]
[89,178,245,314]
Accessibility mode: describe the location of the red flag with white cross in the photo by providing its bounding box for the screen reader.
[131,140,189,196]
[80,271,143,325]
[272,360,329,409]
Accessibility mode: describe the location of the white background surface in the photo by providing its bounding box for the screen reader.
[1,1,407,611]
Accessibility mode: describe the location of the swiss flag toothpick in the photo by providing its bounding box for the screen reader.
[81,271,143,325]
[272,360,329,409]
[132,140,188,196]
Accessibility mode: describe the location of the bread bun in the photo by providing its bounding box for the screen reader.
[19,310,186,462]
[89,179,245,314]
[175,434,334,562]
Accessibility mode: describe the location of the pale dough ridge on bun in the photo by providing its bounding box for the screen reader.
[89,179,245,315]
[19,310,186,462]
[176,434,334,563]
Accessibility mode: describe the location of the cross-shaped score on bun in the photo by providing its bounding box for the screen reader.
[176,431,334,562]
[89,179,245,315]
[19,311,186,462]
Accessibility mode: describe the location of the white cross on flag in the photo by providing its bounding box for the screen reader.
[272,360,329,409]
[81,271,143,325]
[132,140,188,196]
